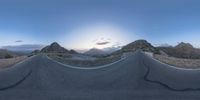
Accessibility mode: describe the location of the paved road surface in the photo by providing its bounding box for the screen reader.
[0,50,200,100]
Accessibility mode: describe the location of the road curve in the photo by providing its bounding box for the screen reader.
[0,50,200,100]
[46,55,126,70]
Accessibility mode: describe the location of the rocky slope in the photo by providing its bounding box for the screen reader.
[113,40,160,55]
[158,42,200,59]
[41,42,69,53]
[84,48,108,56]
[69,50,78,54]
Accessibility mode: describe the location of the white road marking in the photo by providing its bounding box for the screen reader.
[144,53,200,70]
[46,55,126,70]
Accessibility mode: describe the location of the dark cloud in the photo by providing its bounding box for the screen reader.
[96,42,110,45]
[15,40,23,43]
[2,44,45,51]
[94,37,112,45]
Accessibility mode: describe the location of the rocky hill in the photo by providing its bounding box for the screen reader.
[84,48,108,56]
[158,42,200,59]
[31,50,40,55]
[113,40,160,55]
[41,42,69,53]
[69,50,78,54]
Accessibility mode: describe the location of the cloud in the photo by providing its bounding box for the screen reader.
[154,43,172,47]
[2,44,45,51]
[92,39,98,42]
[96,42,110,45]
[94,37,112,45]
[15,40,23,43]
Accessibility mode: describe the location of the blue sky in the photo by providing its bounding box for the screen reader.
[0,0,200,50]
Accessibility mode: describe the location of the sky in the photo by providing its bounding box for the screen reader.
[0,0,200,51]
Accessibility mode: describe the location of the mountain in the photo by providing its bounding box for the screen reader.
[41,42,69,53]
[0,49,18,59]
[122,40,158,52]
[175,42,194,49]
[69,50,78,54]
[31,50,40,55]
[113,40,160,55]
[84,48,108,56]
[2,44,44,52]
[102,47,121,54]
[158,42,200,59]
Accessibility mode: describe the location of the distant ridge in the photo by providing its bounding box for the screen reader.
[158,42,200,59]
[84,48,108,56]
[37,41,200,59]
[69,50,78,54]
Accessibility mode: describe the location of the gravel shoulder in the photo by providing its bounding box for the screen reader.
[0,56,28,69]
[154,54,200,69]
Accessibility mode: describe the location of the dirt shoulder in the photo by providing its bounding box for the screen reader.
[154,54,200,69]
[0,56,28,69]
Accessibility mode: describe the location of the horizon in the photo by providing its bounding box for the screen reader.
[0,40,199,53]
[0,0,200,51]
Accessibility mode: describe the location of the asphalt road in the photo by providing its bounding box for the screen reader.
[0,50,200,100]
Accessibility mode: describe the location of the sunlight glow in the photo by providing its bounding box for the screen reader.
[62,24,134,50]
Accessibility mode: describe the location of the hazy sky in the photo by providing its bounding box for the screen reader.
[0,0,200,50]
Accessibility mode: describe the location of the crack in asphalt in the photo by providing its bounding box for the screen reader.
[1,52,200,93]
[0,70,32,91]
[141,54,200,92]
